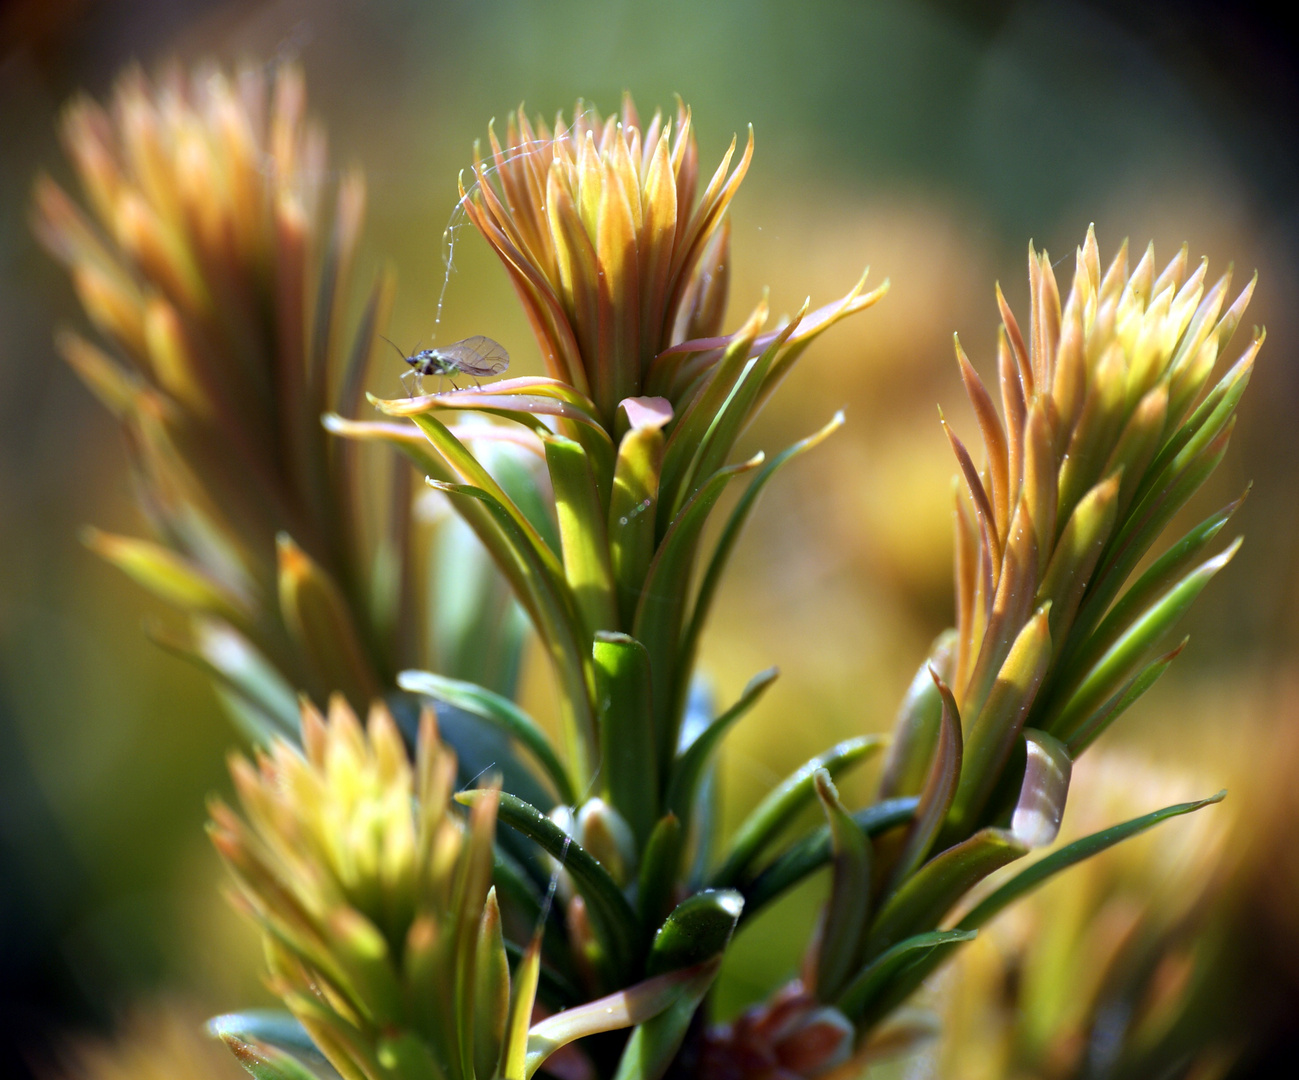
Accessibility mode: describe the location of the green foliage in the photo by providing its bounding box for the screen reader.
[39,63,1254,1080]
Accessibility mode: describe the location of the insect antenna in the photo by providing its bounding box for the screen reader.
[379,334,409,362]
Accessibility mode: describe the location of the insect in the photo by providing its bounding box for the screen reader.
[381,335,510,395]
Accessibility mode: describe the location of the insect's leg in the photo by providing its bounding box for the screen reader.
[473,376,482,389]
[450,377,461,391]
[401,368,417,398]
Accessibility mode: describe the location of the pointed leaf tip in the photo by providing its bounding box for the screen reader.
[647,890,743,978]
[812,768,872,1000]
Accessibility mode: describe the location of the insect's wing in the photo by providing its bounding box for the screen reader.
[440,335,510,376]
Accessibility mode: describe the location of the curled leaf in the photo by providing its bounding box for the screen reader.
[1010,729,1072,848]
[525,963,718,1079]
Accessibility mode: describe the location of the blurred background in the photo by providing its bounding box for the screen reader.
[2,0,1297,1076]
